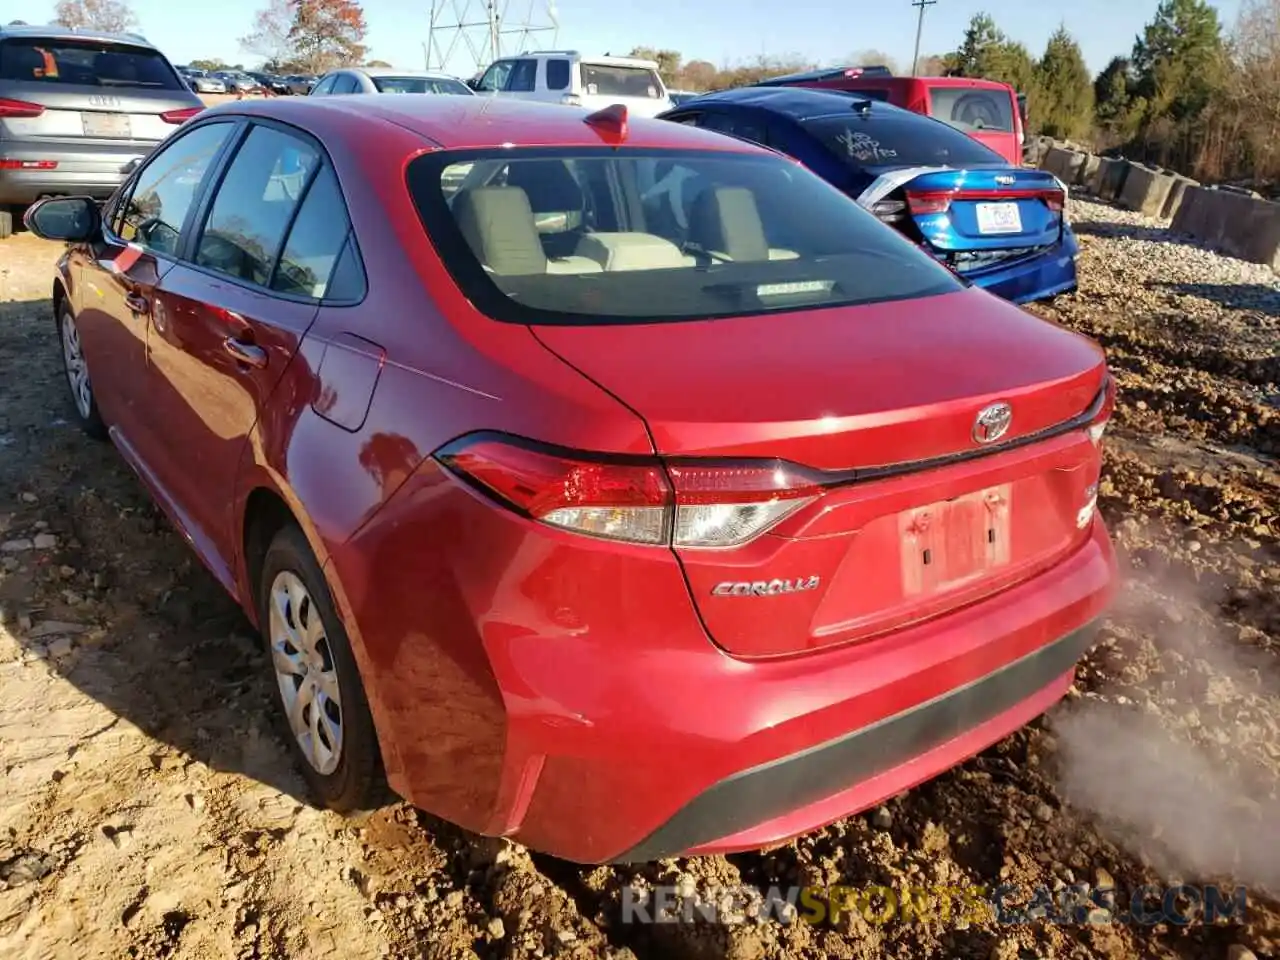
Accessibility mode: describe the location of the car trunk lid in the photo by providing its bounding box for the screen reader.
[533,287,1109,658]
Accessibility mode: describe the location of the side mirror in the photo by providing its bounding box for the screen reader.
[23,196,101,242]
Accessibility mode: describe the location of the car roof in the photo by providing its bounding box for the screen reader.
[674,86,921,122]
[342,67,465,80]
[0,22,156,47]
[210,95,768,152]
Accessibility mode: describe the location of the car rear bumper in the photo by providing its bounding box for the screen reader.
[969,227,1079,304]
[0,143,153,204]
[334,469,1116,864]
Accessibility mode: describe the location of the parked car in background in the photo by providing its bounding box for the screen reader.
[177,67,227,94]
[309,67,473,97]
[752,65,1026,166]
[212,70,262,95]
[284,74,316,95]
[471,50,671,117]
[661,87,1077,303]
[0,22,203,238]
[248,71,291,95]
[23,94,1114,863]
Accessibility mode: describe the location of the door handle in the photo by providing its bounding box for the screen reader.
[125,292,149,315]
[223,337,267,369]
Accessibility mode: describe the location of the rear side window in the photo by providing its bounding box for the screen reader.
[310,74,336,95]
[372,75,471,95]
[195,126,321,286]
[699,113,768,146]
[803,114,1005,169]
[406,148,961,325]
[272,165,356,299]
[0,38,183,89]
[927,87,1015,134]
[115,122,234,256]
[331,74,359,94]
[579,63,662,99]
[545,58,570,91]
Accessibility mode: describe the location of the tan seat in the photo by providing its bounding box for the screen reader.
[686,186,799,262]
[574,232,696,271]
[452,186,601,276]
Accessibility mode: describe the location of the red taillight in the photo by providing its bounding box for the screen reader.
[906,191,953,216]
[0,159,57,170]
[1087,375,1116,447]
[160,106,203,124]
[437,435,822,547]
[0,97,45,119]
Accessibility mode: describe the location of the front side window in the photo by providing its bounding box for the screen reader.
[476,60,512,92]
[310,74,336,95]
[194,126,321,286]
[507,59,536,92]
[407,148,961,325]
[115,122,234,256]
[927,87,1015,133]
[0,38,184,89]
[372,75,471,95]
[803,114,1005,169]
[578,63,662,99]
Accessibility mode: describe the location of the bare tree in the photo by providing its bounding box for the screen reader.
[52,0,139,33]
[1232,0,1280,176]
[239,0,295,70]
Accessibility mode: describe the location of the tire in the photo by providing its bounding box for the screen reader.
[56,301,108,440]
[258,524,386,811]
[0,209,12,240]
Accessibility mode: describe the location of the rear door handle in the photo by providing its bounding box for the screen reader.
[223,337,267,369]
[125,292,149,315]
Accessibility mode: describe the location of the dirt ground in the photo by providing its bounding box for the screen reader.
[0,199,1277,960]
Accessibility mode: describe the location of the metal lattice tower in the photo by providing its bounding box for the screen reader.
[426,0,560,76]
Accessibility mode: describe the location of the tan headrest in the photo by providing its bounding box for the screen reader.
[452,186,547,275]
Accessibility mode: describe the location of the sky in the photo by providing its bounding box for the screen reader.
[16,0,1245,77]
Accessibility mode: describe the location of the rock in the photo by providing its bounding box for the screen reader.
[32,533,58,550]
[1226,946,1258,960]
[487,917,506,938]
[1033,802,1054,823]
[45,636,74,660]
[20,493,37,503]
[17,613,32,630]
[555,929,577,944]
[1,539,33,553]
[870,805,893,830]
[445,890,464,908]
[1094,867,1116,889]
[59,565,76,579]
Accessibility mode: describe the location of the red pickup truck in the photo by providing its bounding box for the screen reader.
[753,66,1027,166]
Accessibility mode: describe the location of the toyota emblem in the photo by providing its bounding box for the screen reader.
[973,402,1013,445]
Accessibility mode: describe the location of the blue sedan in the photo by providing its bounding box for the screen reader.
[660,87,1077,304]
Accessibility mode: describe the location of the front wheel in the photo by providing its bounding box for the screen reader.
[57,302,107,440]
[258,524,386,811]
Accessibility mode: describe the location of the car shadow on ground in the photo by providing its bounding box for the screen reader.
[0,293,315,805]
[1155,282,1280,318]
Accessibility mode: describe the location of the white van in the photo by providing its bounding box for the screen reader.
[471,51,672,118]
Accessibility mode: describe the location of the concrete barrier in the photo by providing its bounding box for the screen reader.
[1097,158,1131,202]
[1044,147,1088,185]
[1119,163,1176,217]
[1172,187,1280,272]
[1079,154,1101,188]
[1160,175,1199,220]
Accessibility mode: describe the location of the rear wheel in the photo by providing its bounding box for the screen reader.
[258,524,385,811]
[57,302,107,440]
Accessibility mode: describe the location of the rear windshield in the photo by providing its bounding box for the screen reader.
[0,38,183,89]
[372,75,471,96]
[927,87,1016,134]
[579,63,663,99]
[804,114,1006,169]
[406,148,962,325]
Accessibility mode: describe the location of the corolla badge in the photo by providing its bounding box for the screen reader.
[973,402,1013,445]
[712,577,821,598]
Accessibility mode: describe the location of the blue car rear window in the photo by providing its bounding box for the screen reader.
[804,114,1006,169]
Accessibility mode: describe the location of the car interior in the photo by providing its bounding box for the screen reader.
[445,157,801,278]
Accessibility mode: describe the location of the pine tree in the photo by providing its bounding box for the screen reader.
[1035,26,1095,139]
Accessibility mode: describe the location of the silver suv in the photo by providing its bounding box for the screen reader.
[0,24,203,238]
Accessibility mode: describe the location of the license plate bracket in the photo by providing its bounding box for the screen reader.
[975,201,1023,235]
[82,112,132,138]
[899,485,1012,596]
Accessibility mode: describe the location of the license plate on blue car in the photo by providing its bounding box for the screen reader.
[976,202,1023,235]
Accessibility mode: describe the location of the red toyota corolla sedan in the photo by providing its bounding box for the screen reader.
[24,95,1116,864]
